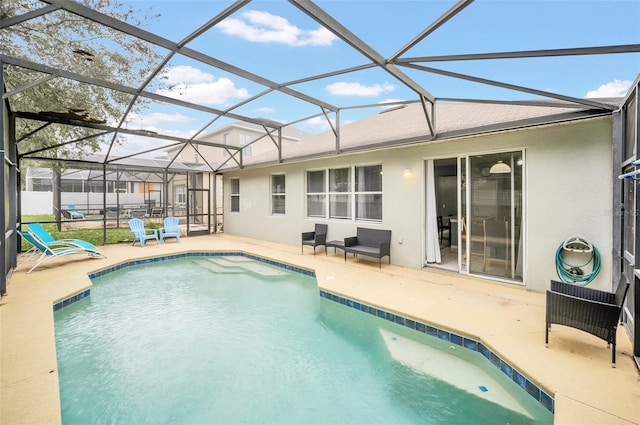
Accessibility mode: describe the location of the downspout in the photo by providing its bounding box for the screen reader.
[277,128,282,163]
[335,110,340,154]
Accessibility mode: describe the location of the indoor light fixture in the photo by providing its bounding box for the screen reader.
[489,161,511,174]
[403,168,412,177]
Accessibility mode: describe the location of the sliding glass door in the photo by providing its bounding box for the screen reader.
[462,151,524,282]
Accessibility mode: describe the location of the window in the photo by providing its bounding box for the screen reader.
[88,181,103,193]
[32,178,52,192]
[107,181,128,193]
[329,167,351,219]
[271,174,286,215]
[240,133,252,158]
[306,164,382,221]
[230,178,240,212]
[223,133,230,157]
[61,179,84,192]
[306,170,326,217]
[355,165,382,220]
[174,185,186,204]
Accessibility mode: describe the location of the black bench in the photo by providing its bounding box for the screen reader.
[343,227,391,268]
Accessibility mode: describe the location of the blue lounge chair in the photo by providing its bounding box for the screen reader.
[27,223,92,247]
[128,218,159,247]
[16,228,105,273]
[67,204,85,220]
[159,216,181,243]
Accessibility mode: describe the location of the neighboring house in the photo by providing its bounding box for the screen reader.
[23,166,165,216]
[165,121,312,168]
[219,100,621,294]
[25,167,157,194]
[22,154,215,219]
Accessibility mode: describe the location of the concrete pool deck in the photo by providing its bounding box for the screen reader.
[1,233,638,424]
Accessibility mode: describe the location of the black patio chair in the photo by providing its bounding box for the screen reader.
[545,273,630,367]
[437,215,451,244]
[301,224,328,255]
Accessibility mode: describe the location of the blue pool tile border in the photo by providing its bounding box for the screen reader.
[53,289,90,312]
[319,289,555,415]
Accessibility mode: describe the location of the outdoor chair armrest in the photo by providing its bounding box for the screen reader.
[301,231,315,241]
[344,236,358,247]
[379,241,391,256]
[315,232,327,244]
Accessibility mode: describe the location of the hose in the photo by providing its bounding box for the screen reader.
[555,241,601,286]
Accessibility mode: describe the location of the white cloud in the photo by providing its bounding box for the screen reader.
[585,79,633,98]
[304,116,353,132]
[156,68,249,106]
[378,98,404,109]
[304,116,333,131]
[161,66,214,85]
[109,129,198,158]
[111,111,199,157]
[327,81,396,97]
[218,10,336,46]
[255,106,275,114]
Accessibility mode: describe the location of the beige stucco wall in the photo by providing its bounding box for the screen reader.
[222,117,613,293]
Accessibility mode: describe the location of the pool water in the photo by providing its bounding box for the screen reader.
[54,256,552,424]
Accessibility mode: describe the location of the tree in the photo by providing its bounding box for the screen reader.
[1,0,163,160]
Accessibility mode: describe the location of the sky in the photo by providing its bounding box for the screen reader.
[99,0,640,157]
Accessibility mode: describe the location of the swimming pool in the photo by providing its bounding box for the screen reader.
[54,253,553,424]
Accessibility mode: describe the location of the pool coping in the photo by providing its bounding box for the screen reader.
[54,250,554,416]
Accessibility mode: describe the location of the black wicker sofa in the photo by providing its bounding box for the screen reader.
[343,227,391,269]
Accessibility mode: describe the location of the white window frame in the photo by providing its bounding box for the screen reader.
[271,174,286,215]
[174,185,187,204]
[329,167,352,220]
[305,164,382,222]
[306,170,326,218]
[230,178,240,213]
[222,133,230,157]
[354,164,383,221]
[240,133,252,158]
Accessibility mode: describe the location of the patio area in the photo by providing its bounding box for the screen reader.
[1,233,638,424]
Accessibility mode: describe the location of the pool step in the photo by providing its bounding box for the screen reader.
[201,257,288,277]
[198,259,244,274]
[379,329,533,419]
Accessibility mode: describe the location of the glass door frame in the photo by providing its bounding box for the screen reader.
[458,149,525,284]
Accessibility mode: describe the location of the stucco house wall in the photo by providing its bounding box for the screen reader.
[222,116,613,293]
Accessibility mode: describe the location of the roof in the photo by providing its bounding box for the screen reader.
[235,98,619,169]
